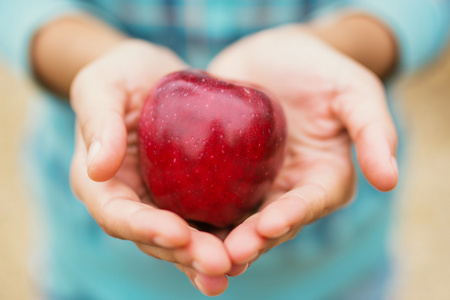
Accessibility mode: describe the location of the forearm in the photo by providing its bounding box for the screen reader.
[310,13,398,79]
[31,14,127,98]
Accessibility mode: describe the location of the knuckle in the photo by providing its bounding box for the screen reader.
[70,66,93,108]
[68,163,82,199]
[96,197,121,239]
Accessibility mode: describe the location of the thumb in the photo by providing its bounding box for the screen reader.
[333,73,398,192]
[70,68,127,182]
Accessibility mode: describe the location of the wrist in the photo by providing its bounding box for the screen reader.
[308,13,398,78]
[31,14,127,97]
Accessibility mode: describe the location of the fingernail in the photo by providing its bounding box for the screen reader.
[193,276,206,294]
[233,263,249,276]
[391,156,399,177]
[153,236,172,248]
[87,141,102,168]
[192,261,206,274]
[247,251,260,263]
[274,225,291,238]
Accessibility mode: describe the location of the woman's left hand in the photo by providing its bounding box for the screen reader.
[207,25,398,276]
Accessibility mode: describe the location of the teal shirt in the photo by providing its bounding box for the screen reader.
[1,1,449,299]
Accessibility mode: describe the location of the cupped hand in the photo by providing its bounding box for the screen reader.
[207,25,398,275]
[69,39,231,296]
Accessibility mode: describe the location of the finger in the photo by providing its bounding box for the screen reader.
[224,214,265,264]
[225,213,296,277]
[138,230,232,276]
[227,263,250,277]
[72,127,231,275]
[176,265,229,297]
[70,67,128,182]
[256,186,322,239]
[333,72,398,191]
[257,160,354,239]
[186,230,232,275]
[192,272,229,296]
[77,181,191,248]
[70,128,191,247]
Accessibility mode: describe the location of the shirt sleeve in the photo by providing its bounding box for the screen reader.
[0,0,121,74]
[346,0,450,72]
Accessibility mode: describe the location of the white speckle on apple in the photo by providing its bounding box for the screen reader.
[138,70,287,228]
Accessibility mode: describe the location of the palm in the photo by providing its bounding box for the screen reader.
[208,25,397,268]
[263,73,355,219]
[70,40,233,296]
[209,26,357,221]
[113,109,150,202]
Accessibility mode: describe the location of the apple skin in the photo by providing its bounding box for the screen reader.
[138,70,287,228]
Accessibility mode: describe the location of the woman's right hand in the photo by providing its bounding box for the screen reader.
[69,39,231,296]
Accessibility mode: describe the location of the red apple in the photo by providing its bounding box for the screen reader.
[138,70,286,228]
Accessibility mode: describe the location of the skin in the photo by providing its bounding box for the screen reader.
[32,12,398,296]
[208,24,398,277]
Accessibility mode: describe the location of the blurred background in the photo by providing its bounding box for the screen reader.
[1,48,450,299]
